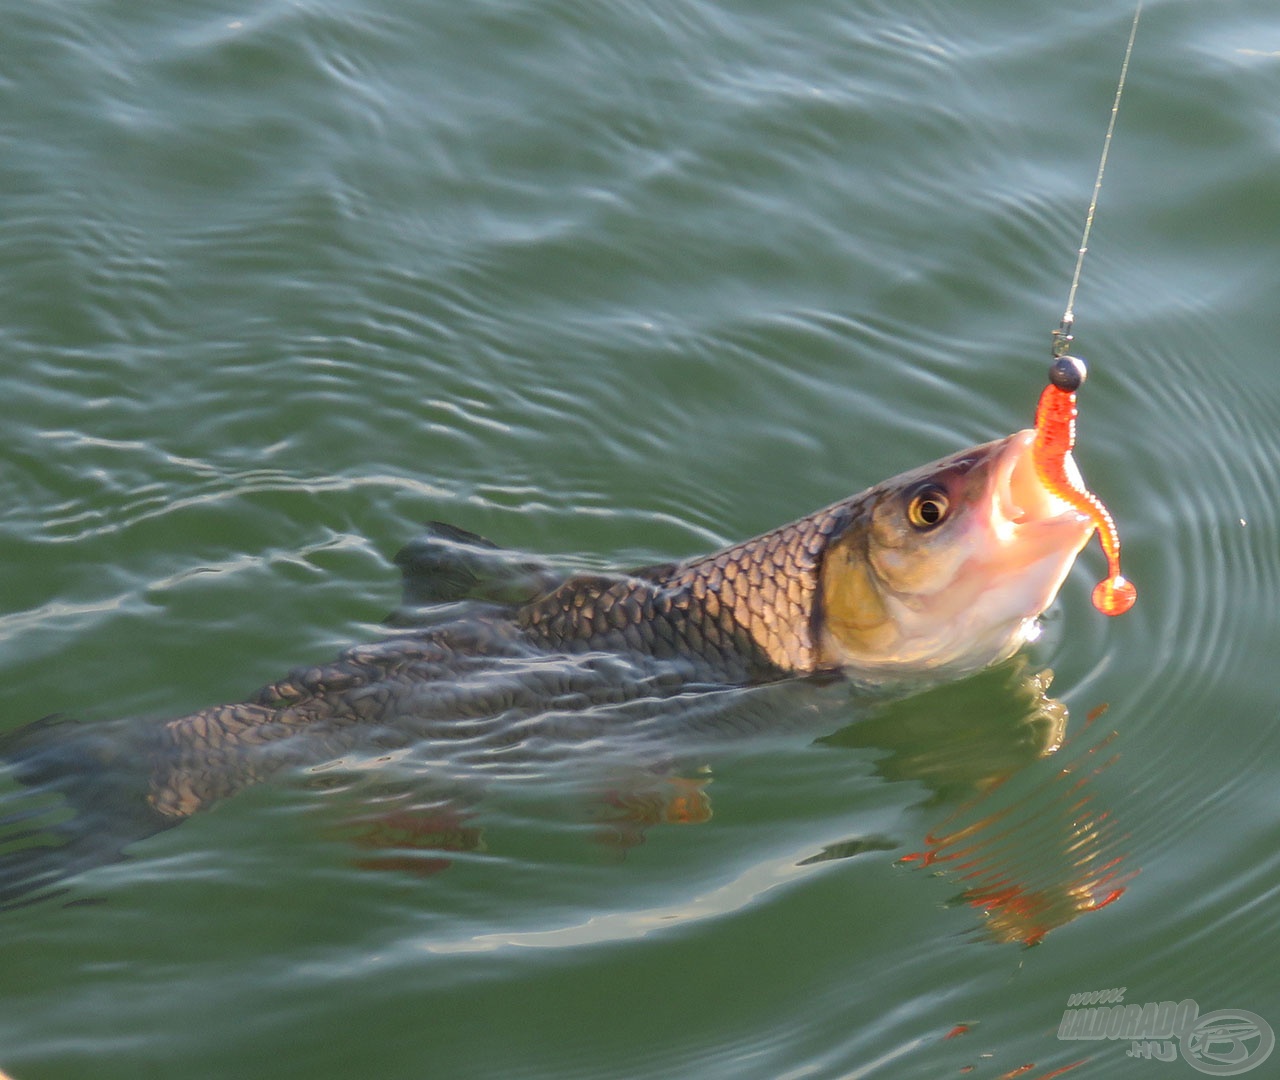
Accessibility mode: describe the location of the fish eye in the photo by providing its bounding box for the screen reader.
[906,484,950,530]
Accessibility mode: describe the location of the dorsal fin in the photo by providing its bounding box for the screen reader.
[392,522,564,609]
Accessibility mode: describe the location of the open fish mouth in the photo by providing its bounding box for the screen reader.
[992,429,1093,546]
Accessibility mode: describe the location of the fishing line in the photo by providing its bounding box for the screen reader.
[1030,4,1144,617]
[1051,1,1143,359]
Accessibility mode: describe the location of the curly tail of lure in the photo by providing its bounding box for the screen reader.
[1033,356,1136,616]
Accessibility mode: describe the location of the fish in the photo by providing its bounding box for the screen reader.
[0,427,1094,905]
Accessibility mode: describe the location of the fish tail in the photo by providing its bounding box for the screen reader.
[0,715,172,908]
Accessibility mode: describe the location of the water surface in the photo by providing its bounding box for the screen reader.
[2,1,1278,1077]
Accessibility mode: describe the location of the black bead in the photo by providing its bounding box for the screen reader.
[1049,355,1087,392]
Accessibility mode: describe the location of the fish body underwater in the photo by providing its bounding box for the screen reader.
[0,428,1093,905]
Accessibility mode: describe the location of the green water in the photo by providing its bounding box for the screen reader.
[2,1,1279,1077]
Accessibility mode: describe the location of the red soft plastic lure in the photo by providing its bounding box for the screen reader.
[1032,360,1136,616]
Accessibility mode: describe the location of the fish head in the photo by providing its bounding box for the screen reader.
[819,430,1095,683]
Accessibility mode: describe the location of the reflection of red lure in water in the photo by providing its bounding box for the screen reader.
[335,801,486,877]
[900,706,1137,948]
[1032,356,1136,616]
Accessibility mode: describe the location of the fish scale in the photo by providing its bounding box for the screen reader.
[144,497,870,818]
[517,499,860,678]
